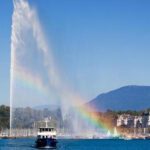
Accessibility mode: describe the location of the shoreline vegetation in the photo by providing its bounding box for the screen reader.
[1,105,150,138]
[0,105,9,129]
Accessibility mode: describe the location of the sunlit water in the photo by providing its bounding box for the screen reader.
[0,138,150,150]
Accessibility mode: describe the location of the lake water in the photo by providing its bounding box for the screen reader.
[0,138,150,150]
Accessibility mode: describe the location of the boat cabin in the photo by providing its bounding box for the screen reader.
[39,127,55,132]
[37,127,56,139]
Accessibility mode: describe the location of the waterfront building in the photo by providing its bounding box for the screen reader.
[134,116,142,128]
[142,112,150,128]
[116,113,150,128]
[117,115,124,126]
[117,114,134,127]
[147,112,150,126]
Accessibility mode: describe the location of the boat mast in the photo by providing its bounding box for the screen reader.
[45,118,48,128]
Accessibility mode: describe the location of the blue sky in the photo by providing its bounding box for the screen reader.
[1,0,150,105]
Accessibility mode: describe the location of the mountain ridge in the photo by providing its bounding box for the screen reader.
[88,85,150,112]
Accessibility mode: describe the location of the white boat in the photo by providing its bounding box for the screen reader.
[35,120,57,148]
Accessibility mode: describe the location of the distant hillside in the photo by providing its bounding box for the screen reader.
[88,85,150,112]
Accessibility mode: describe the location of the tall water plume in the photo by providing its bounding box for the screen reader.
[10,0,107,136]
[10,0,60,134]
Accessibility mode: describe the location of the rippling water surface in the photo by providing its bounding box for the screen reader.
[0,138,150,150]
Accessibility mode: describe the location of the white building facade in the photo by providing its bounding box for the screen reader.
[116,112,150,128]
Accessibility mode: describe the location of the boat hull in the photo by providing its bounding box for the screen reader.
[35,138,57,148]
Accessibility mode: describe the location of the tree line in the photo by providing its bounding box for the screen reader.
[0,105,10,130]
[0,104,150,131]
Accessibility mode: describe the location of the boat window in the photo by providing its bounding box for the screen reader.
[46,128,48,131]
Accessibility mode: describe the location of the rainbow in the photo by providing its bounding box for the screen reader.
[10,0,119,137]
[77,104,114,134]
[72,95,116,135]
[13,65,117,136]
[13,65,49,97]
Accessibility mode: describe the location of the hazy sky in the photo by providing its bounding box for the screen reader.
[1,0,150,105]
